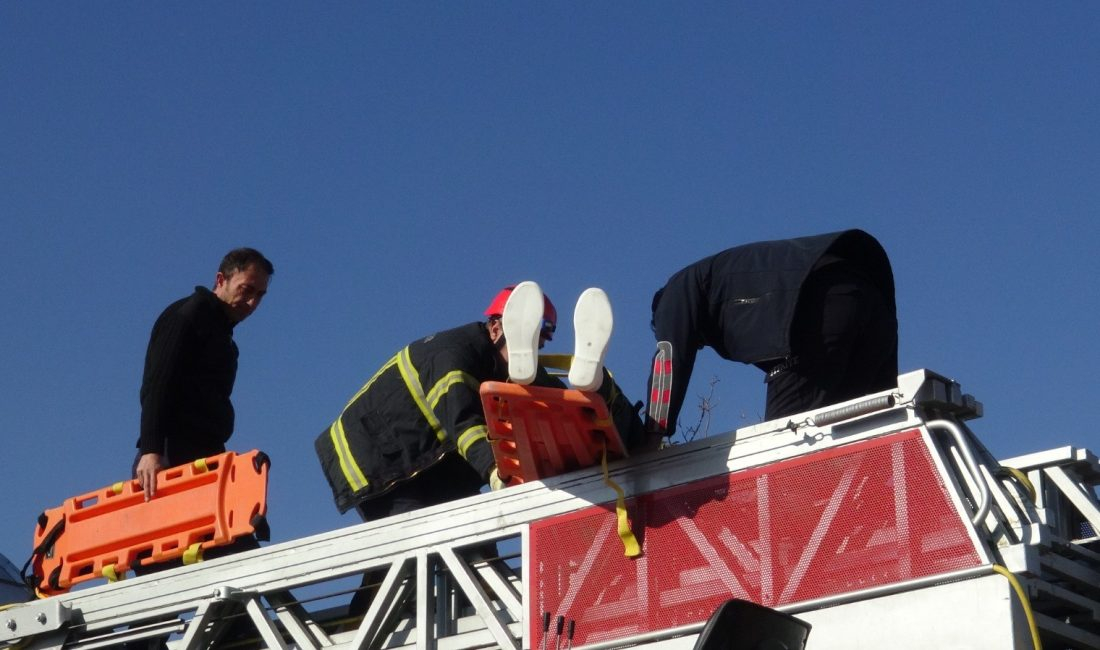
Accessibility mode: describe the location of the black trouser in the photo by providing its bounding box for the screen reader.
[595,372,647,452]
[349,454,488,618]
[764,263,898,421]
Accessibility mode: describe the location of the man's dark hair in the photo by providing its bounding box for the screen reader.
[219,247,274,277]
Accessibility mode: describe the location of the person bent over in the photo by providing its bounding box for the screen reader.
[649,229,897,435]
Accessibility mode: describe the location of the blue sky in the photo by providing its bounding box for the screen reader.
[1,3,1097,569]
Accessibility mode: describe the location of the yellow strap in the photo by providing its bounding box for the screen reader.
[539,353,573,372]
[182,543,204,565]
[111,481,125,495]
[540,354,618,386]
[193,457,208,473]
[102,564,123,582]
[602,442,641,558]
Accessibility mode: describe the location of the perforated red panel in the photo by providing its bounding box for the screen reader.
[528,428,982,648]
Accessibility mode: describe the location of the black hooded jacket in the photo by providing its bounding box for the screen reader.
[651,229,894,432]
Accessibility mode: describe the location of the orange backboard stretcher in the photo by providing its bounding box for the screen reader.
[30,449,269,595]
[479,382,628,484]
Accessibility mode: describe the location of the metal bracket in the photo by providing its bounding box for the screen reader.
[0,600,70,644]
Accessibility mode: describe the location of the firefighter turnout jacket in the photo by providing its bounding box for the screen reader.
[315,322,507,514]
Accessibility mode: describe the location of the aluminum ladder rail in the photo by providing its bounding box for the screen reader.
[1001,446,1100,650]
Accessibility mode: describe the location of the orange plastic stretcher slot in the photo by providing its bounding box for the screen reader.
[30,449,269,595]
[480,382,628,483]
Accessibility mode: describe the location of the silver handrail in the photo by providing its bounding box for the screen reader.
[927,419,991,526]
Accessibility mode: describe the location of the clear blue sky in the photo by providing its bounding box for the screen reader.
[2,3,1097,568]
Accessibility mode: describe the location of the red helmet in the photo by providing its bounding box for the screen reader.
[484,286,558,339]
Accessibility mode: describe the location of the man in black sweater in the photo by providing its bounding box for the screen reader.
[649,230,897,433]
[136,247,274,501]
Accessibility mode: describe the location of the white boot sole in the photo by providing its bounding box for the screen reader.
[502,281,544,385]
[570,287,612,392]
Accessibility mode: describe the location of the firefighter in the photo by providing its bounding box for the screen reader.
[314,302,526,522]
[315,283,645,522]
[316,283,645,617]
[648,229,897,433]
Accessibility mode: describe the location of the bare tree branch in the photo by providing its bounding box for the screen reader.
[674,376,720,444]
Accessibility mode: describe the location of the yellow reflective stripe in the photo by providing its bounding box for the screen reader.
[345,355,399,409]
[426,370,478,409]
[456,425,488,459]
[329,419,369,491]
[327,355,398,494]
[396,347,445,440]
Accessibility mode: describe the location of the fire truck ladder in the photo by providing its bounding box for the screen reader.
[3,369,1100,650]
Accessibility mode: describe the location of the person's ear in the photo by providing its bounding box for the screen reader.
[488,319,504,343]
